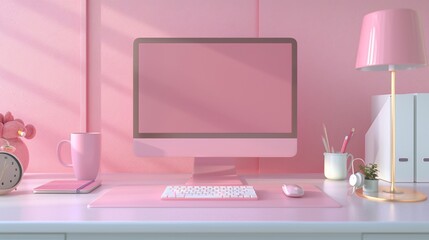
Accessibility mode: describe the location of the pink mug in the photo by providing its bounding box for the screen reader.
[57,132,101,180]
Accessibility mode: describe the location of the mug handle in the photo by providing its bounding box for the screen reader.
[346,153,354,173]
[57,140,72,168]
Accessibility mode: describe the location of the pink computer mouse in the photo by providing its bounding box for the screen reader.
[282,184,304,198]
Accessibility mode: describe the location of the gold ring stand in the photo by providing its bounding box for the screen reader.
[356,71,427,203]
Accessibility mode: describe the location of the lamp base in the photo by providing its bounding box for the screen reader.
[356,186,427,202]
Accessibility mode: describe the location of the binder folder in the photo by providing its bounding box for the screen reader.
[366,93,429,182]
[416,94,429,182]
[365,94,414,182]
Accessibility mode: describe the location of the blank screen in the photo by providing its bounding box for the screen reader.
[136,40,296,136]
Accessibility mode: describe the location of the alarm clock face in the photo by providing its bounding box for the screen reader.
[0,152,23,194]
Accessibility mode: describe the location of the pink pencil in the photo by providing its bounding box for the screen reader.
[340,128,355,153]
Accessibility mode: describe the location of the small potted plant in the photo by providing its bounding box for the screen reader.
[360,163,379,193]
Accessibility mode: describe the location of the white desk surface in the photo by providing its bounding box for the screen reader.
[1,173,429,234]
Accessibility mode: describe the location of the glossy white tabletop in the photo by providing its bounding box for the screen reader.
[1,173,429,233]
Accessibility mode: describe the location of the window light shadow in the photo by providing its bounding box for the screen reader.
[0,66,79,113]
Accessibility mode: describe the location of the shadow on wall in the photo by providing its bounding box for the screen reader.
[0,0,84,172]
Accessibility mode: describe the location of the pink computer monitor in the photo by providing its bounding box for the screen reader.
[133,38,297,181]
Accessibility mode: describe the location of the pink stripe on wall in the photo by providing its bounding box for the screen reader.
[80,0,88,132]
[256,0,260,37]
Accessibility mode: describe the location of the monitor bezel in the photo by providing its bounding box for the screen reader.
[133,38,297,139]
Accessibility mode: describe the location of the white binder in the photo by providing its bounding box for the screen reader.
[365,94,414,182]
[415,93,429,182]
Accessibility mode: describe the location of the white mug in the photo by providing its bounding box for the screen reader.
[324,152,353,180]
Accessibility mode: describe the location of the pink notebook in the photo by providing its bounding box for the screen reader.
[33,180,101,194]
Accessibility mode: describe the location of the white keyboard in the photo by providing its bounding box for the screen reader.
[161,185,258,200]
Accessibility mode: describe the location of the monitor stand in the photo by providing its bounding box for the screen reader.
[185,157,245,186]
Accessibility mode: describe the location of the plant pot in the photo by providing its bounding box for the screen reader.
[363,179,379,193]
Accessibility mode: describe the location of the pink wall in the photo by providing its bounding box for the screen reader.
[90,0,260,174]
[1,0,429,174]
[259,0,429,173]
[0,0,82,173]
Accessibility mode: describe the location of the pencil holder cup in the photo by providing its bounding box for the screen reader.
[324,152,353,180]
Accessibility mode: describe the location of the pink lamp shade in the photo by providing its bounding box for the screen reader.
[356,9,427,71]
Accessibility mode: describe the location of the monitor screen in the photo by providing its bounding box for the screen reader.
[133,38,297,157]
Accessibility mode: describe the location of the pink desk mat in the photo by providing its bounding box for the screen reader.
[88,184,341,208]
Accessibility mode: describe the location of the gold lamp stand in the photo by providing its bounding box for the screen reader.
[357,71,427,202]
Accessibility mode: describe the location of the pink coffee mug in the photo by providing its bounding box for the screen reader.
[57,132,101,180]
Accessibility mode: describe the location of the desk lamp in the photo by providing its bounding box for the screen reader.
[356,9,427,202]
